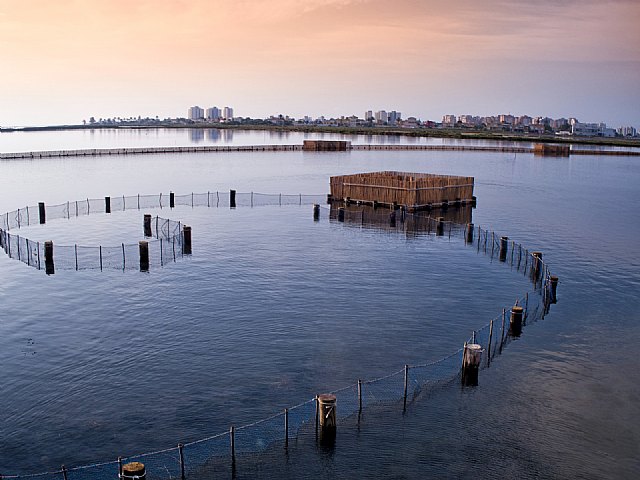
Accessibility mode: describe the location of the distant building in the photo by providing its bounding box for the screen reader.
[365,110,373,121]
[206,107,220,121]
[572,122,616,137]
[188,106,204,121]
[375,110,388,124]
[617,126,637,137]
[499,114,515,125]
[388,111,401,125]
[222,107,234,120]
[442,114,457,127]
[459,115,480,126]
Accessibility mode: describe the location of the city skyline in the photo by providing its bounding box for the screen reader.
[1,0,639,127]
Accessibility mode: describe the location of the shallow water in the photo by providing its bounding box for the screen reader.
[0,130,639,478]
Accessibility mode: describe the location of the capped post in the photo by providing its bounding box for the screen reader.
[509,305,524,337]
[499,236,509,262]
[462,343,482,386]
[44,240,54,275]
[121,462,146,480]
[182,225,192,255]
[317,393,337,446]
[139,241,149,272]
[38,202,46,224]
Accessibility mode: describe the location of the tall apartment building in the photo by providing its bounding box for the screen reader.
[365,110,373,121]
[206,107,221,121]
[442,114,457,126]
[222,107,234,120]
[388,111,401,124]
[188,106,204,120]
[375,110,388,123]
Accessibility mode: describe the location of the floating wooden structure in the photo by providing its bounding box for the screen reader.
[329,171,474,212]
[533,143,570,157]
[303,140,351,151]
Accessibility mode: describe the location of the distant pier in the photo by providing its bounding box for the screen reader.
[1,143,639,159]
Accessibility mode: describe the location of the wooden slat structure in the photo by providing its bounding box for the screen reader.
[533,143,570,157]
[303,140,351,151]
[329,171,474,211]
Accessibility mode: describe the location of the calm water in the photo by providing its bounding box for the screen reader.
[0,130,639,478]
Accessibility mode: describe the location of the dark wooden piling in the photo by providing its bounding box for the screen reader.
[317,394,337,445]
[139,241,149,272]
[170,192,175,208]
[143,214,152,237]
[531,252,543,281]
[178,443,185,480]
[313,204,320,221]
[230,189,236,208]
[44,240,54,275]
[105,196,111,214]
[436,217,444,236]
[471,196,477,207]
[499,236,508,262]
[509,305,524,337]
[121,462,146,480]
[338,207,345,222]
[182,226,192,255]
[390,210,397,227]
[465,223,474,244]
[38,202,46,224]
[462,343,482,386]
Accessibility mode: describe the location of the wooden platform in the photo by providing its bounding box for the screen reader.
[329,171,475,211]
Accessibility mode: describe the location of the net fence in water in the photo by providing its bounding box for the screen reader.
[1,194,557,478]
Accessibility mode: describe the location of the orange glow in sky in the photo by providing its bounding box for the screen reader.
[1,0,638,126]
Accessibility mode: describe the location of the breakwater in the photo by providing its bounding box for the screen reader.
[1,144,639,159]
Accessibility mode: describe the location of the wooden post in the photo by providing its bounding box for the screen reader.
[441,199,448,210]
[499,236,508,262]
[471,196,477,208]
[550,275,559,303]
[500,308,506,353]
[358,379,362,411]
[44,240,54,275]
[38,202,46,224]
[338,207,345,222]
[178,443,185,480]
[121,462,146,480]
[105,196,111,214]
[143,214,152,237]
[170,191,175,208]
[403,364,409,410]
[531,252,543,281]
[182,226,192,255]
[462,343,482,386]
[230,425,236,465]
[390,210,396,227]
[509,305,524,337]
[284,408,289,449]
[313,204,320,221]
[487,320,494,366]
[317,394,337,445]
[372,200,378,209]
[230,189,236,208]
[61,465,68,480]
[465,223,474,244]
[139,241,149,272]
[436,217,444,236]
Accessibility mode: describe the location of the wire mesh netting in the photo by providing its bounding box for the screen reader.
[1,192,557,478]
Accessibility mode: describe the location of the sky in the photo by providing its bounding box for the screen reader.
[0,0,639,127]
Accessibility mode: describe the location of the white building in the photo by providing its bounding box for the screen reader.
[442,114,457,126]
[188,106,204,120]
[206,107,220,121]
[618,126,637,137]
[222,107,234,120]
[572,122,616,137]
[375,110,388,124]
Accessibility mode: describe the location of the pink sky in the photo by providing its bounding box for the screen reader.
[1,0,638,126]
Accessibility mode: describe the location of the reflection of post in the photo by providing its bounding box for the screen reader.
[143,214,152,237]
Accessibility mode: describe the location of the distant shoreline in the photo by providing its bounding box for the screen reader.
[2,122,640,149]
